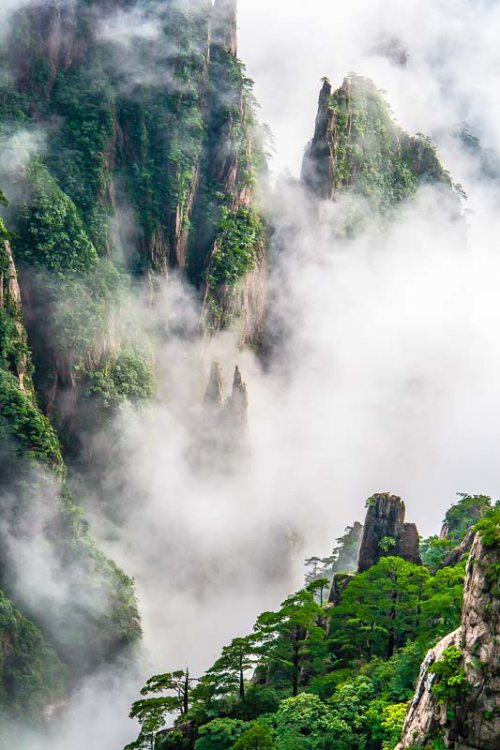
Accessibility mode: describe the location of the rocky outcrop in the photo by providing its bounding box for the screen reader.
[301,78,336,200]
[301,75,456,211]
[204,362,248,426]
[225,365,248,429]
[442,527,477,568]
[357,493,422,572]
[204,361,224,408]
[398,533,500,750]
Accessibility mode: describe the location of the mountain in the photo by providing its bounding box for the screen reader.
[398,517,499,750]
[0,0,494,743]
[125,496,498,750]
[301,75,458,211]
[0,0,267,724]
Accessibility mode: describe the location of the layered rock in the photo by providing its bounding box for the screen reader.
[398,532,500,750]
[358,493,422,572]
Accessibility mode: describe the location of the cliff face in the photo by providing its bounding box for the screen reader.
[0,229,140,718]
[0,0,266,452]
[301,75,458,213]
[398,531,499,750]
[358,493,422,572]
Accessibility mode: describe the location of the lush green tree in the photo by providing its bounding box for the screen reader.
[273,693,353,750]
[233,722,275,750]
[420,535,453,571]
[194,718,248,750]
[442,494,492,545]
[203,635,259,703]
[126,671,197,750]
[15,161,98,277]
[329,557,431,661]
[255,586,327,696]
[421,563,465,641]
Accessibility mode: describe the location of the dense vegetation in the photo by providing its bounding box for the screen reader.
[0,590,65,721]
[125,495,494,750]
[0,0,489,734]
[328,75,460,213]
[0,0,267,723]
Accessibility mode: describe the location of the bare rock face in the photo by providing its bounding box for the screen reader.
[301,78,336,200]
[357,493,422,572]
[0,241,30,392]
[398,533,500,750]
[204,361,224,407]
[442,527,477,569]
[225,365,248,430]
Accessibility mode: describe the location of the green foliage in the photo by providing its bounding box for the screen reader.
[273,692,352,750]
[255,587,326,696]
[442,494,492,546]
[14,161,98,276]
[195,718,249,750]
[0,368,63,472]
[379,702,408,750]
[328,75,455,214]
[379,536,397,553]
[49,69,114,252]
[130,526,471,750]
[0,589,65,721]
[126,671,196,750]
[475,503,500,548]
[233,722,274,750]
[429,646,468,705]
[420,536,453,571]
[329,557,432,661]
[81,347,155,426]
[201,636,259,705]
[209,207,263,289]
[0,189,8,239]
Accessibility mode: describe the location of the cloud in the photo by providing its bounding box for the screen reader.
[238,0,500,176]
[3,2,500,749]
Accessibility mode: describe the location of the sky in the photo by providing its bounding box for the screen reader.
[238,0,500,177]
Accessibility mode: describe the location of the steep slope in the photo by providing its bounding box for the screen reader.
[0,203,140,720]
[398,514,499,750]
[358,493,422,572]
[0,0,266,455]
[126,494,471,750]
[301,75,459,212]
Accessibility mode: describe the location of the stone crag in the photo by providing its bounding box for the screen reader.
[398,533,499,750]
[357,493,422,572]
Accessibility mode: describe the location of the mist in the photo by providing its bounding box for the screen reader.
[1,0,500,748]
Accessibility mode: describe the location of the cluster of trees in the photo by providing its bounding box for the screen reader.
[126,495,496,750]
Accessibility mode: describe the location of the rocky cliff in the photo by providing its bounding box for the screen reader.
[0,0,266,455]
[358,493,422,572]
[0,209,140,718]
[301,75,459,213]
[398,527,499,750]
